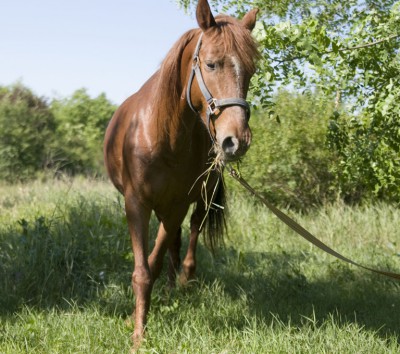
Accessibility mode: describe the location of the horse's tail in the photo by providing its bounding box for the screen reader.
[201,176,227,252]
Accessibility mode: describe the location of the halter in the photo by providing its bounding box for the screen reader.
[186,33,251,143]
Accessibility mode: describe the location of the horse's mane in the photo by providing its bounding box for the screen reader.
[154,29,198,141]
[154,14,260,140]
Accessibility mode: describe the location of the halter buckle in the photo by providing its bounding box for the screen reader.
[193,56,200,68]
[208,99,220,116]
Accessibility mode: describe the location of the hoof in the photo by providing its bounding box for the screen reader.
[178,271,196,286]
[131,331,144,352]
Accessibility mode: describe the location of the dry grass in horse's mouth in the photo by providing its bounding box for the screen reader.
[188,151,226,231]
[189,151,224,196]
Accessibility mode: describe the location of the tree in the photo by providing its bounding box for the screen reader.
[50,89,116,175]
[178,0,400,203]
[0,83,55,182]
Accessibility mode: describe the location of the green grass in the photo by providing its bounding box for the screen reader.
[1,178,399,353]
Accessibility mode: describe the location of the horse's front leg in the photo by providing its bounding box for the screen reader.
[168,227,182,287]
[149,207,188,283]
[124,190,152,345]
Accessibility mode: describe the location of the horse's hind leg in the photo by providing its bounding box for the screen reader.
[179,204,205,285]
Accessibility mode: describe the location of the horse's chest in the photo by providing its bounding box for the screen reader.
[148,160,211,204]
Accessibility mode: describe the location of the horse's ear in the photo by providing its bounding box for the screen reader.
[241,8,259,31]
[196,0,217,31]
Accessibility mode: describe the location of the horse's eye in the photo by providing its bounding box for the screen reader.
[205,62,216,70]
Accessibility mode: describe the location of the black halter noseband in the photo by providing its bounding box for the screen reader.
[186,33,251,143]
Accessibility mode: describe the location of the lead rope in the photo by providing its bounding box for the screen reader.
[227,165,400,280]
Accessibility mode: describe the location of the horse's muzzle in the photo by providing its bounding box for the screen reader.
[219,134,251,162]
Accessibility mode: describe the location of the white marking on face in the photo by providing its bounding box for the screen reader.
[231,56,242,95]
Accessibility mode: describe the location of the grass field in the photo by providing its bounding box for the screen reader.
[1,178,400,353]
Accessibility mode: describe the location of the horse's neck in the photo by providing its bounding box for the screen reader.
[152,34,209,153]
[161,105,203,152]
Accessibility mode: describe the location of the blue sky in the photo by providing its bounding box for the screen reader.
[0,0,198,104]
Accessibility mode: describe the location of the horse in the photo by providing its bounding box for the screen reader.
[104,0,259,343]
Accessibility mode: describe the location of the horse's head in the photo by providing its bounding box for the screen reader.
[187,0,259,162]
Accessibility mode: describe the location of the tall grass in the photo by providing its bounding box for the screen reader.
[0,179,399,353]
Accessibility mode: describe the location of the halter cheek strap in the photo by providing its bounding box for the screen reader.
[186,33,251,143]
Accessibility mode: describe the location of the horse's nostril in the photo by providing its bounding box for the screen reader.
[221,136,239,154]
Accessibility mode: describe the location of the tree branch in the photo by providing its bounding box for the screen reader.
[276,33,400,63]
[335,33,400,52]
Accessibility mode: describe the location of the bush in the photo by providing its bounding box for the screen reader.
[0,83,56,182]
[327,110,400,204]
[0,84,116,182]
[50,88,116,176]
[227,90,337,210]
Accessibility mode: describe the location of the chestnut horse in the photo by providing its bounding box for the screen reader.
[104,0,259,342]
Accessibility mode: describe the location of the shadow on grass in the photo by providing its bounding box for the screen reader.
[195,244,400,341]
[0,196,159,317]
[1,197,399,343]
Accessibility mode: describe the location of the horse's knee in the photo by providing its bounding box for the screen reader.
[132,266,152,293]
